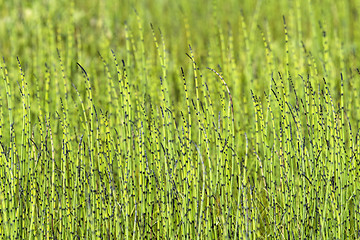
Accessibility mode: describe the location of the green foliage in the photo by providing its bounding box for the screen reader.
[1,0,360,239]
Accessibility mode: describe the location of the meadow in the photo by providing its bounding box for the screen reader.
[1,0,360,239]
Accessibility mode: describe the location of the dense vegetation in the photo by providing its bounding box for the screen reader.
[1,0,360,239]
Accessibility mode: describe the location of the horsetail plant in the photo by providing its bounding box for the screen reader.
[1,0,360,239]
